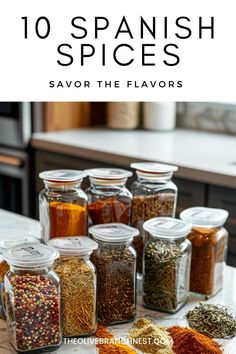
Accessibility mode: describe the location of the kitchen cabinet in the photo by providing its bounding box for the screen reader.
[208,185,236,266]
[34,149,236,266]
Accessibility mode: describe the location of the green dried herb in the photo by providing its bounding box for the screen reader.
[186,303,236,339]
[143,240,188,312]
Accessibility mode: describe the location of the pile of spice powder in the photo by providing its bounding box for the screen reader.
[168,326,222,354]
[129,318,174,354]
[95,324,137,354]
[53,256,96,337]
[6,274,61,351]
[186,303,236,339]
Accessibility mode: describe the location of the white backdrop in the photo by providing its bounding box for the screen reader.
[0,0,235,101]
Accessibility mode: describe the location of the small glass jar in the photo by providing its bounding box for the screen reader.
[4,243,61,353]
[0,237,40,320]
[130,162,178,273]
[90,223,138,325]
[48,236,98,337]
[143,217,192,313]
[180,207,229,297]
[39,170,88,243]
[86,168,133,225]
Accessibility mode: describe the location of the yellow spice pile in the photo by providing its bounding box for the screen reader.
[129,319,174,354]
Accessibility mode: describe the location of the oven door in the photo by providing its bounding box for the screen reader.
[0,151,30,216]
[0,102,32,148]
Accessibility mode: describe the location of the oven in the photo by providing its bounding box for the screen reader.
[0,102,33,216]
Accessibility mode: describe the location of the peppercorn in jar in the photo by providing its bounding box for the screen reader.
[4,243,62,353]
[90,223,138,325]
[48,236,98,337]
[130,162,178,274]
[39,170,88,242]
[0,236,40,320]
[143,217,192,313]
[85,168,133,225]
[180,207,229,297]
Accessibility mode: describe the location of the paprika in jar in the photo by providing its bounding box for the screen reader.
[180,207,229,297]
[85,168,133,225]
[39,170,88,243]
[4,243,62,353]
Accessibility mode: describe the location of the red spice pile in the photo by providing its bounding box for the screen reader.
[169,326,222,354]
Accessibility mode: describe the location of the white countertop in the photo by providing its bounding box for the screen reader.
[32,128,236,188]
[0,209,235,353]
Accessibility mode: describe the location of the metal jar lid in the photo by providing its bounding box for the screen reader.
[85,168,132,180]
[4,243,59,268]
[48,236,98,256]
[143,217,192,239]
[89,223,139,243]
[39,169,86,182]
[180,207,229,228]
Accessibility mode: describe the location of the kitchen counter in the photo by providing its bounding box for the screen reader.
[32,128,236,188]
[0,210,236,353]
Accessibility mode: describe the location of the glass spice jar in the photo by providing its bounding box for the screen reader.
[86,168,133,225]
[180,207,229,297]
[89,223,138,326]
[143,217,192,313]
[39,170,88,243]
[0,237,40,320]
[4,243,61,353]
[130,162,178,273]
[48,236,98,337]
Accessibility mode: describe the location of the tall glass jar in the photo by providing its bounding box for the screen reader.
[180,207,229,297]
[0,237,40,320]
[143,217,192,313]
[86,168,133,225]
[4,243,61,353]
[39,170,88,243]
[130,162,178,273]
[90,223,138,325]
[48,236,98,337]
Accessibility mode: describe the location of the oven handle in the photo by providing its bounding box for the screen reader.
[0,154,23,167]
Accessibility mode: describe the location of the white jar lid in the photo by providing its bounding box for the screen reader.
[48,236,98,256]
[39,169,86,182]
[89,223,139,242]
[131,162,178,174]
[0,236,40,252]
[180,207,229,228]
[85,168,132,180]
[4,244,59,268]
[143,217,192,239]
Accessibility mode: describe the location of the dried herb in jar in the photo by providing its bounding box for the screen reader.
[131,193,175,272]
[92,245,136,325]
[186,303,236,339]
[6,274,61,351]
[188,227,227,296]
[53,256,96,337]
[49,201,87,238]
[143,240,186,311]
[88,196,132,225]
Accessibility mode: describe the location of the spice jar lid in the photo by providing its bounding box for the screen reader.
[85,168,132,180]
[48,236,98,256]
[131,162,178,174]
[39,169,86,182]
[0,236,40,253]
[89,223,139,242]
[4,244,59,267]
[180,207,229,228]
[143,217,192,238]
